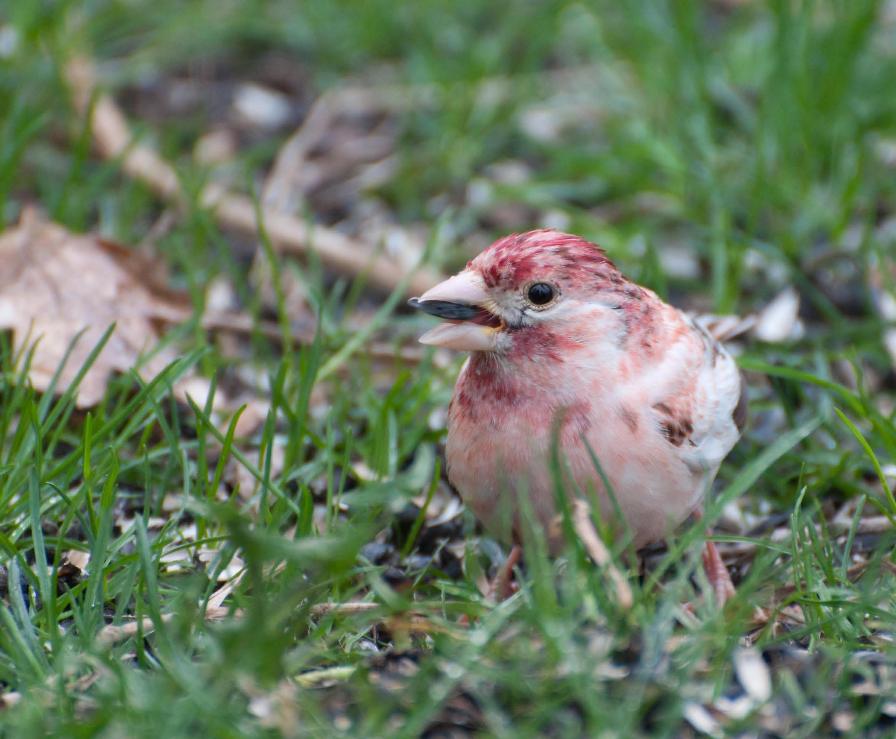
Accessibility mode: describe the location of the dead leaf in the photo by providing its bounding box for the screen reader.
[197,548,245,582]
[733,647,772,703]
[683,702,722,737]
[243,677,301,735]
[0,211,190,407]
[753,287,804,343]
[230,398,271,438]
[62,550,90,574]
[233,83,293,131]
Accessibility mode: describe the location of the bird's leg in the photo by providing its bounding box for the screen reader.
[693,510,735,605]
[702,538,735,606]
[458,544,522,626]
[488,544,522,602]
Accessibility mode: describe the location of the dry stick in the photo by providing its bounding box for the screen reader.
[64,57,442,298]
[310,601,380,617]
[571,500,634,609]
[295,665,357,687]
[95,602,394,649]
[200,309,315,344]
[94,575,243,648]
[96,614,174,648]
[96,605,236,648]
[261,89,397,210]
[262,90,343,211]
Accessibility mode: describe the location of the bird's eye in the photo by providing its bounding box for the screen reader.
[526,282,555,306]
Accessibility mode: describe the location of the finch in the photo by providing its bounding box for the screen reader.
[411,229,746,601]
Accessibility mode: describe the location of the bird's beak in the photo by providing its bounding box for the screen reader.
[408,270,501,352]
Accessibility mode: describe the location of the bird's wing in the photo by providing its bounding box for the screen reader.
[643,312,745,476]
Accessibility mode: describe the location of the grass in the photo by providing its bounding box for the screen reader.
[2,0,896,735]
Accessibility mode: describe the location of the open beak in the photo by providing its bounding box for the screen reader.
[408,270,502,351]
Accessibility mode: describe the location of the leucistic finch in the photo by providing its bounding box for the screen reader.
[410,229,747,602]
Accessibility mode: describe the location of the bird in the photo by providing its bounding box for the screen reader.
[409,229,747,603]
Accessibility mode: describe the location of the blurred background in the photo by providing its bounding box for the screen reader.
[4,0,896,320]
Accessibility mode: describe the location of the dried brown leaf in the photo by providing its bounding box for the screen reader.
[0,212,189,407]
[753,287,804,343]
[62,550,90,575]
[733,647,772,703]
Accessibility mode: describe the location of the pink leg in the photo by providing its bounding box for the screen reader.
[459,544,522,625]
[691,509,735,605]
[489,545,522,602]
[702,539,735,606]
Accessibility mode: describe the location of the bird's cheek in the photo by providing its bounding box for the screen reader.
[418,322,499,352]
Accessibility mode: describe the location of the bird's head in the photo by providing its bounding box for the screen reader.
[410,229,643,354]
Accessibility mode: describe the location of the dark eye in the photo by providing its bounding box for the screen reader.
[527,282,555,306]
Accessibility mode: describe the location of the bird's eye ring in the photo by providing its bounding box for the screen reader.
[525,282,557,308]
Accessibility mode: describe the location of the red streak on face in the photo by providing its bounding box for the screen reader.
[451,230,676,423]
[509,325,582,362]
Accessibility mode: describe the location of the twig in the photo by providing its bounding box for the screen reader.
[96,614,174,647]
[571,500,634,609]
[64,57,442,297]
[200,309,315,344]
[383,614,456,636]
[295,665,357,687]
[309,601,380,617]
[96,604,236,648]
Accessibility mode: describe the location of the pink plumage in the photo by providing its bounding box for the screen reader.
[412,229,746,555]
